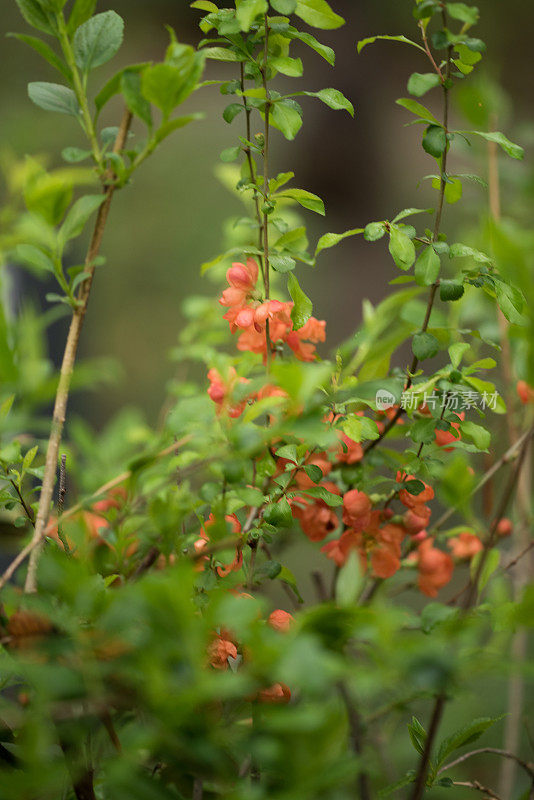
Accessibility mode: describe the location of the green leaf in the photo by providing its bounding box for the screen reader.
[423,125,447,158]
[122,69,152,127]
[436,717,501,769]
[154,114,203,145]
[28,82,79,116]
[392,207,433,223]
[415,245,440,286]
[142,52,203,118]
[270,56,303,77]
[278,565,304,603]
[15,0,56,35]
[278,188,325,215]
[492,279,526,325]
[407,72,441,97]
[315,228,363,256]
[448,342,469,368]
[67,0,97,34]
[358,34,424,55]
[440,280,464,302]
[288,273,313,330]
[14,244,55,274]
[269,253,296,273]
[271,0,297,11]
[342,415,379,443]
[286,28,335,66]
[10,34,71,81]
[220,146,241,162]
[396,97,440,125]
[223,103,244,123]
[389,226,416,270]
[463,130,524,160]
[364,222,386,242]
[270,99,303,140]
[58,194,105,247]
[191,0,218,10]
[201,47,243,62]
[408,717,427,756]
[236,0,268,31]
[446,2,479,25]
[336,551,363,607]
[294,0,344,30]
[461,420,490,451]
[73,11,124,72]
[305,88,354,116]
[412,332,439,360]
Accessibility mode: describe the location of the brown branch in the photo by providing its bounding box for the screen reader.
[452,780,502,799]
[337,681,372,800]
[23,109,133,594]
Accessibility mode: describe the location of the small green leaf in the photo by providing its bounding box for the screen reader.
[236,0,268,31]
[62,146,91,163]
[336,551,363,607]
[446,2,479,25]
[122,69,152,127]
[220,145,241,162]
[15,0,56,35]
[288,272,313,330]
[396,97,440,124]
[436,716,502,769]
[423,125,447,158]
[286,28,335,66]
[389,226,416,270]
[270,56,303,77]
[414,246,440,286]
[305,88,354,116]
[407,72,441,97]
[315,228,363,256]
[270,98,303,140]
[271,0,297,12]
[14,244,55,274]
[364,222,386,242]
[28,82,79,116]
[58,194,105,247]
[269,253,296,273]
[412,332,439,360]
[67,0,97,34]
[10,34,71,81]
[440,280,464,302]
[295,0,345,30]
[73,11,124,72]
[278,188,325,215]
[463,130,524,160]
[223,103,244,123]
[461,420,491,451]
[358,34,424,55]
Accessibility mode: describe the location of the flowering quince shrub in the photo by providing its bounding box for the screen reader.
[0,1,533,799]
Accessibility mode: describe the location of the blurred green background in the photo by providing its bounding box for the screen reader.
[0,0,532,426]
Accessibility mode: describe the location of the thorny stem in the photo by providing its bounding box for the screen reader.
[23,109,133,594]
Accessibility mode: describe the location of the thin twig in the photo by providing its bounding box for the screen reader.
[438,747,534,780]
[452,780,502,799]
[23,109,133,594]
[9,480,35,527]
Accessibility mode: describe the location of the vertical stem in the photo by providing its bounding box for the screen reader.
[261,13,272,366]
[24,110,133,593]
[240,63,265,272]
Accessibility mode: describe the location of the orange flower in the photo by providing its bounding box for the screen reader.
[292,489,339,542]
[336,432,364,464]
[342,489,372,531]
[435,412,464,450]
[416,538,454,598]
[268,610,294,632]
[208,635,238,670]
[448,532,483,560]
[258,682,291,704]
[398,474,434,509]
[517,380,534,405]
[496,518,513,537]
[403,504,432,536]
[207,367,250,418]
[199,514,243,577]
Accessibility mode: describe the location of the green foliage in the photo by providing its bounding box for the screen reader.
[1,2,532,799]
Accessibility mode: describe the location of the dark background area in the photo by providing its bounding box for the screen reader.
[1,0,531,426]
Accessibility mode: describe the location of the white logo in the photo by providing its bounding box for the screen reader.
[375,390,396,411]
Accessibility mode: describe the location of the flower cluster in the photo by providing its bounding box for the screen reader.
[219,258,326,362]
